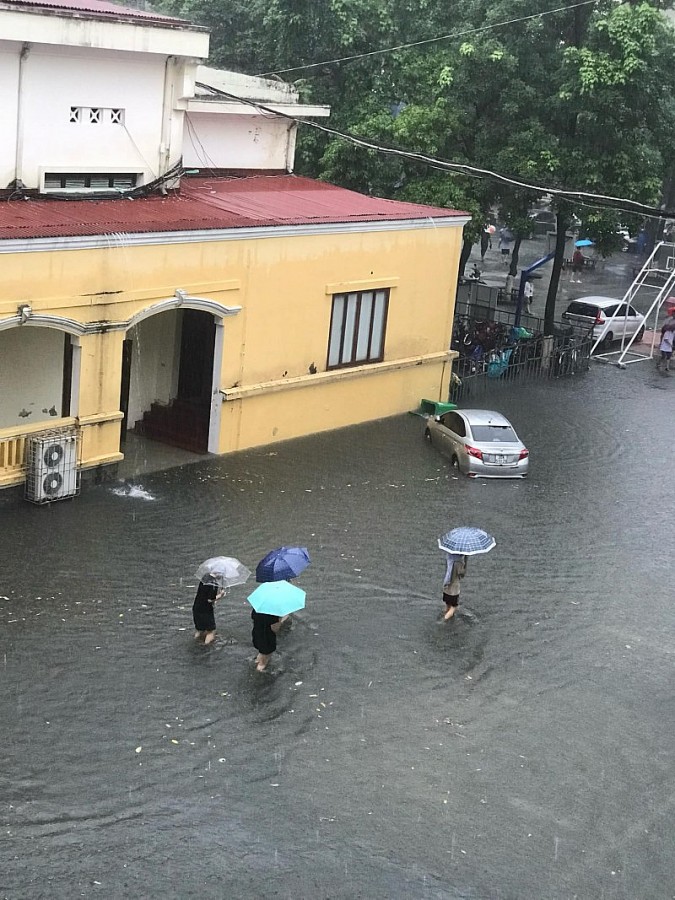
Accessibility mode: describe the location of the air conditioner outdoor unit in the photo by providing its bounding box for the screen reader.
[25,429,80,504]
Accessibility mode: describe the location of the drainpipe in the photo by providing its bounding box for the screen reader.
[14,43,30,190]
[158,56,176,186]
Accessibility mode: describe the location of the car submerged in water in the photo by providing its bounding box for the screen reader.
[425,408,529,478]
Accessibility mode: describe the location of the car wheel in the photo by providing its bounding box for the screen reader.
[602,331,613,349]
[451,455,460,471]
[635,326,645,342]
[424,428,432,443]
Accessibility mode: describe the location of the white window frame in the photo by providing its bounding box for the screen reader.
[327,288,390,369]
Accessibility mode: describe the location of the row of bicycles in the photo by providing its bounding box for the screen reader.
[451,316,589,380]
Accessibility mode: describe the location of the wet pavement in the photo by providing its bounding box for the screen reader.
[468,235,660,323]
[1,363,674,899]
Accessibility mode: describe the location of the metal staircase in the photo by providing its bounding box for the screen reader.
[591,241,675,367]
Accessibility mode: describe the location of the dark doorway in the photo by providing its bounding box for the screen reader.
[133,310,215,454]
[177,310,216,403]
[119,339,133,443]
[61,334,73,417]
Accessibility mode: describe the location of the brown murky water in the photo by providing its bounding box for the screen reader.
[1,364,674,899]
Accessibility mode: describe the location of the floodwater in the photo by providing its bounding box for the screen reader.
[1,364,674,900]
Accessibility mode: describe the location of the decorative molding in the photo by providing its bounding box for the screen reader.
[77,411,125,426]
[221,351,457,401]
[0,216,471,255]
[325,277,399,295]
[0,292,242,336]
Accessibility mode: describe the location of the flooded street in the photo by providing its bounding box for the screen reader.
[1,364,674,899]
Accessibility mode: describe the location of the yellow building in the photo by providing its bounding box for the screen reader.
[0,174,466,495]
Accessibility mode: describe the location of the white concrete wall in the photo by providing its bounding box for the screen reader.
[0,46,20,190]
[183,112,294,171]
[0,327,64,428]
[7,44,172,190]
[127,310,181,427]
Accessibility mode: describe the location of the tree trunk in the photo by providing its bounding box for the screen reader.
[544,213,568,335]
[459,237,473,277]
[508,235,523,277]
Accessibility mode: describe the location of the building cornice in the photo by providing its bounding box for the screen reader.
[0,216,471,254]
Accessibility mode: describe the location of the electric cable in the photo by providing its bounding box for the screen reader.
[255,0,599,78]
[196,83,675,220]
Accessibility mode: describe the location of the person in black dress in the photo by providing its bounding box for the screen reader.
[193,580,224,644]
[251,610,282,671]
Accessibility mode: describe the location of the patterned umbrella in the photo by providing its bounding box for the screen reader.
[438,527,496,556]
[256,546,311,583]
[247,580,306,617]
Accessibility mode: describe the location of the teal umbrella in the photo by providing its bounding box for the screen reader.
[575,239,594,247]
[247,580,306,617]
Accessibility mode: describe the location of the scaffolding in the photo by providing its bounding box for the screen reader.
[591,241,675,368]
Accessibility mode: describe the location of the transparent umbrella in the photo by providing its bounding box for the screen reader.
[195,556,251,589]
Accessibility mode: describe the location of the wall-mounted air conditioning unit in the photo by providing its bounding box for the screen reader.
[25,429,80,504]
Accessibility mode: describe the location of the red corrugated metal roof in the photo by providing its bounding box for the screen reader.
[0,175,466,241]
[3,0,189,25]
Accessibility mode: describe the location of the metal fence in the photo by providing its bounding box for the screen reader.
[449,285,593,405]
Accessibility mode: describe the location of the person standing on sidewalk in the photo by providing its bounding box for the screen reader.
[656,318,675,374]
[570,248,585,283]
[523,278,534,314]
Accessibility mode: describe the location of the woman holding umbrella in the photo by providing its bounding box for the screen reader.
[192,556,251,644]
[248,580,307,671]
[251,547,310,670]
[438,528,496,621]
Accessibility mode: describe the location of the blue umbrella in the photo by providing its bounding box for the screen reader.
[438,527,496,556]
[256,546,310,582]
[575,239,594,247]
[247,580,306,617]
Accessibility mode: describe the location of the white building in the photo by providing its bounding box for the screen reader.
[0,0,329,195]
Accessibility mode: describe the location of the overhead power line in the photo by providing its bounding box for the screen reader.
[256,0,598,78]
[195,83,674,221]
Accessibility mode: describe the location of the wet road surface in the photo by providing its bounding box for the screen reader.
[1,363,674,899]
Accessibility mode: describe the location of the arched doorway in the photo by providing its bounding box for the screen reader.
[120,307,217,454]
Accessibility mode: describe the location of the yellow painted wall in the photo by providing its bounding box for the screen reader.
[0,220,463,481]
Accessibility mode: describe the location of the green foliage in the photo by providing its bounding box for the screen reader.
[157,0,675,328]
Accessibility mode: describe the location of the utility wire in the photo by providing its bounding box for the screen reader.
[256,0,598,78]
[195,84,675,220]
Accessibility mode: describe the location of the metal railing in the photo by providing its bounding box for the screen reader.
[449,301,593,404]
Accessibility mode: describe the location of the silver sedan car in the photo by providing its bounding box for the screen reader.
[424,408,529,478]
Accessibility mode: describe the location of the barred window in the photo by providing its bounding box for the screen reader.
[327,289,389,369]
[69,107,81,123]
[89,108,101,124]
[43,172,138,192]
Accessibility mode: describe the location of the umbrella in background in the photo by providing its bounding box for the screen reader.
[247,580,306,617]
[195,556,251,589]
[256,546,311,583]
[438,527,496,556]
[575,239,594,248]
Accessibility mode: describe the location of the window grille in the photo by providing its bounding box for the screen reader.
[89,108,101,124]
[43,173,139,192]
[327,289,389,369]
[69,107,81,123]
[110,108,124,125]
